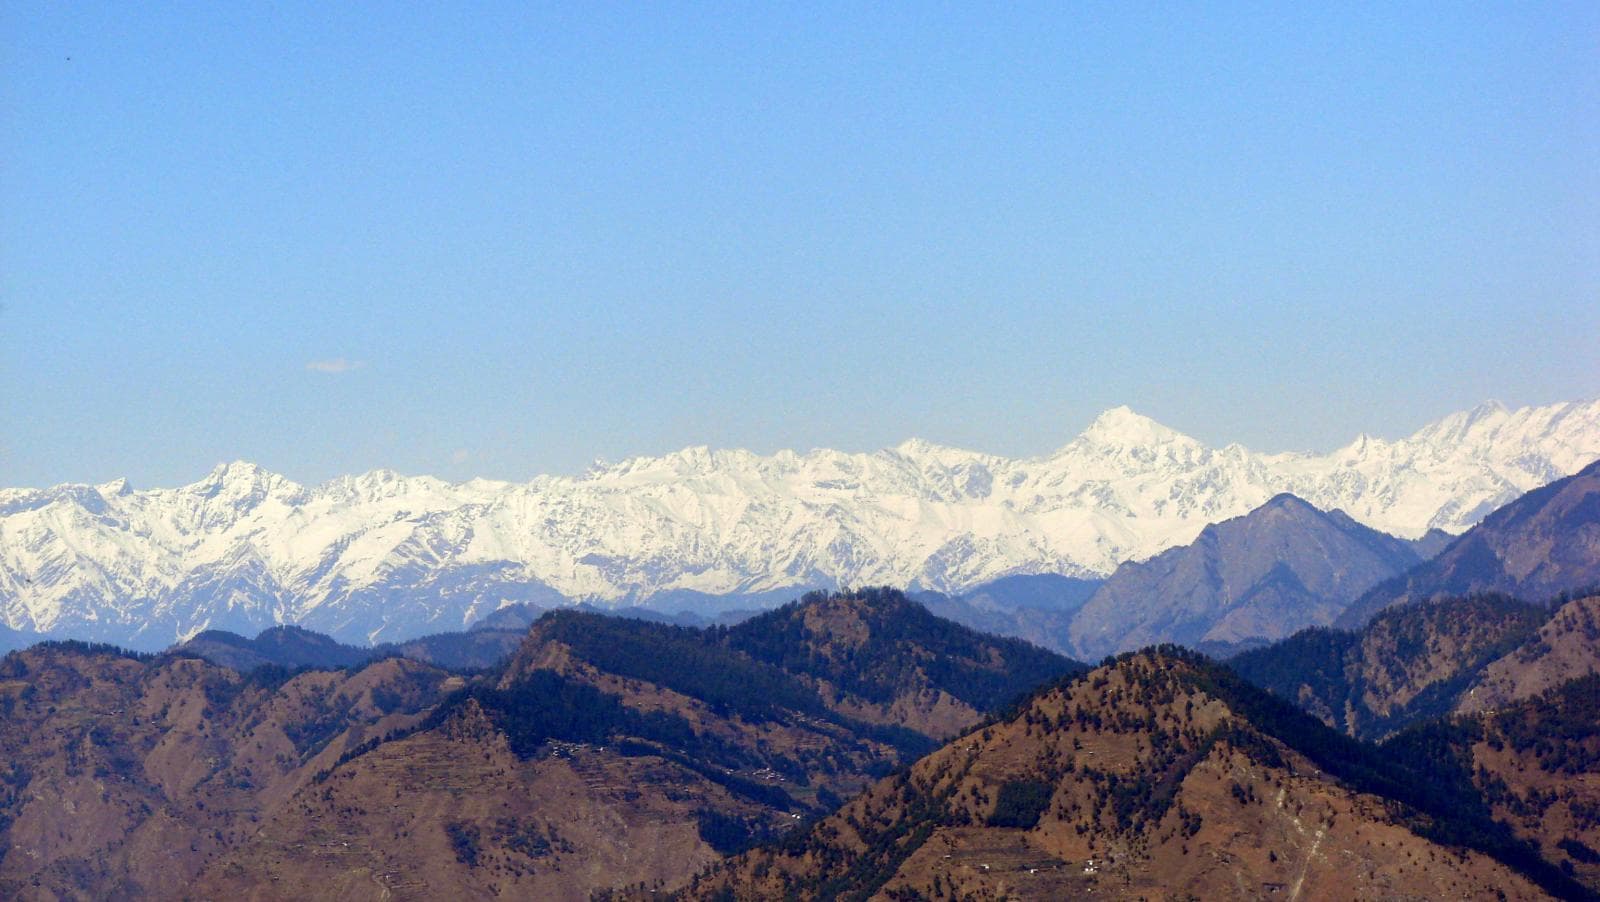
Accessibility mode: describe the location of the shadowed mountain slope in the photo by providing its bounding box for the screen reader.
[956,573,1103,614]
[910,575,1103,658]
[177,622,530,674]
[179,624,374,671]
[1338,457,1600,629]
[0,623,41,656]
[1068,494,1422,659]
[1410,527,1458,560]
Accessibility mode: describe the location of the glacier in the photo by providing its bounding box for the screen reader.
[2,398,1598,647]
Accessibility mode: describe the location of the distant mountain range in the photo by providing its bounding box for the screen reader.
[910,495,1434,660]
[2,398,1597,648]
[1059,454,1600,660]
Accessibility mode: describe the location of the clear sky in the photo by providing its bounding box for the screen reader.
[4,3,1597,488]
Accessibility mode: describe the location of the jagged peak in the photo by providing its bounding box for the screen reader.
[209,459,265,478]
[322,466,437,497]
[597,444,764,478]
[1342,430,1384,450]
[663,444,715,463]
[196,460,270,485]
[185,460,305,501]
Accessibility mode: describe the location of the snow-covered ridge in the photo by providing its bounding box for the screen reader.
[3,398,1598,646]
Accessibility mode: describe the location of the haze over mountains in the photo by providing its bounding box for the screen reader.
[2,398,1597,648]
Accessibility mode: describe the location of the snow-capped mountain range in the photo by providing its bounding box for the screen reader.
[3,399,1598,648]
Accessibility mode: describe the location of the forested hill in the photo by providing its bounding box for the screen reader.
[177,622,531,674]
[1230,593,1549,740]
[719,587,1084,739]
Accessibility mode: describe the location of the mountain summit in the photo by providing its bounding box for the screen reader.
[1076,404,1193,447]
[3,399,1598,648]
[1068,492,1423,659]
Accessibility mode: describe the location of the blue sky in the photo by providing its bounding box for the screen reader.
[4,3,1596,488]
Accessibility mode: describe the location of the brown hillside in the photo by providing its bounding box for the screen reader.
[686,652,1554,901]
[1460,594,1600,716]
[187,613,960,899]
[1432,673,1600,894]
[192,700,773,901]
[8,593,1054,899]
[0,645,453,900]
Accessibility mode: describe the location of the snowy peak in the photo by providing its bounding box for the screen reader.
[1075,405,1192,449]
[1413,399,1512,446]
[1470,398,1510,417]
[889,439,998,489]
[3,398,1600,649]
